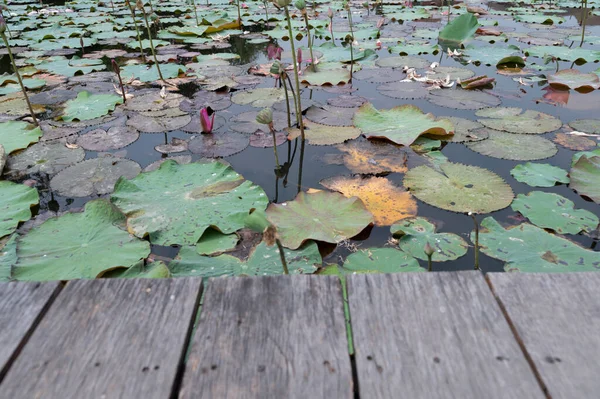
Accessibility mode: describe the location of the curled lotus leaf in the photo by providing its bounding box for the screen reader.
[0,181,39,239]
[0,121,42,155]
[353,103,454,146]
[195,229,239,256]
[569,155,600,203]
[12,199,150,281]
[111,160,268,246]
[266,191,374,250]
[473,217,600,272]
[404,162,514,214]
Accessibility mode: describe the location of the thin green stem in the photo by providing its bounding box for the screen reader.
[303,13,316,72]
[126,3,146,62]
[236,0,242,29]
[284,5,305,141]
[471,214,479,270]
[281,76,292,128]
[330,17,335,44]
[192,0,199,25]
[285,73,300,126]
[270,126,281,168]
[1,32,38,126]
[140,5,165,82]
[276,239,289,274]
[580,0,588,47]
[347,8,354,80]
[297,135,305,194]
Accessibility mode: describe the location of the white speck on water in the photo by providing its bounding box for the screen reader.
[211,267,215,270]
[43,254,47,257]
[211,173,217,176]
[191,269,196,273]
[170,295,175,300]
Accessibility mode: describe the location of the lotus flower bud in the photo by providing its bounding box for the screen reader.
[295,0,306,10]
[0,15,6,34]
[199,107,215,134]
[424,242,435,257]
[111,59,120,74]
[297,48,302,64]
[270,60,283,75]
[328,7,334,18]
[256,108,274,125]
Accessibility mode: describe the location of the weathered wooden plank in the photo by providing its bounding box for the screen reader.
[488,272,600,399]
[180,275,353,398]
[1,278,202,399]
[348,271,544,399]
[0,281,61,382]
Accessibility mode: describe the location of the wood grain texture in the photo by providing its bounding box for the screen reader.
[488,272,600,399]
[348,271,544,399]
[0,278,202,399]
[180,275,353,399]
[0,281,61,382]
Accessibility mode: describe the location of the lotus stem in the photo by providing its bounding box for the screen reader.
[297,136,305,193]
[281,76,292,128]
[269,125,281,168]
[470,213,479,270]
[192,0,199,25]
[284,5,305,141]
[126,0,146,62]
[139,2,166,83]
[0,31,38,126]
[236,0,242,28]
[263,0,269,24]
[302,13,316,72]
[346,3,354,80]
[424,242,434,272]
[427,254,433,272]
[276,239,289,275]
[580,0,588,47]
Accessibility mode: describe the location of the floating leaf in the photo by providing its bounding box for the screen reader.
[266,191,374,250]
[466,129,557,161]
[0,181,39,239]
[0,121,42,155]
[377,81,429,100]
[12,199,150,281]
[61,91,122,122]
[6,142,85,176]
[109,261,172,279]
[76,126,139,151]
[0,235,17,281]
[510,162,570,187]
[442,117,487,142]
[320,176,417,226]
[569,119,600,134]
[547,69,599,91]
[121,63,185,82]
[404,162,514,213]
[196,229,239,255]
[328,139,409,174]
[300,62,351,85]
[570,155,600,203]
[126,112,192,133]
[391,217,469,261]
[375,55,429,69]
[511,191,599,235]
[305,105,355,126]
[473,217,600,272]
[287,119,361,145]
[342,248,425,273]
[111,160,268,246]
[188,132,249,157]
[353,103,454,146]
[553,133,597,151]
[231,87,291,108]
[476,107,562,134]
[438,13,479,47]
[50,157,141,197]
[427,88,501,109]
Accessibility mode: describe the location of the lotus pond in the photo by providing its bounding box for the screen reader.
[0,0,599,281]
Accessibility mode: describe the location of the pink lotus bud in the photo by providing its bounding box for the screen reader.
[376,40,382,49]
[297,48,302,64]
[111,59,120,74]
[200,107,215,133]
[267,44,283,60]
[241,2,248,8]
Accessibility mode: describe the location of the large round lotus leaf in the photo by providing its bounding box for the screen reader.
[50,157,141,197]
[404,162,514,214]
[377,81,429,100]
[196,229,239,255]
[438,13,479,46]
[230,110,289,134]
[391,217,469,261]
[511,191,599,235]
[61,91,123,122]
[231,88,292,108]
[300,62,351,85]
[0,121,42,154]
[121,63,185,82]
[38,122,80,142]
[188,132,249,157]
[426,66,476,81]
[320,176,417,226]
[0,181,39,238]
[342,248,425,273]
[570,155,600,203]
[6,142,85,175]
[353,67,406,83]
[525,45,600,63]
[473,217,600,272]
[287,119,361,145]
[0,93,46,116]
[375,55,429,69]
[0,235,17,281]
[547,69,600,91]
[76,126,139,151]
[442,117,487,143]
[123,92,184,112]
[354,103,454,146]
[476,107,562,134]
[553,133,597,151]
[170,241,320,278]
[466,129,558,161]
[111,160,268,246]
[427,88,501,110]
[327,95,368,108]
[305,105,355,126]
[266,191,374,250]
[510,162,570,187]
[330,140,409,174]
[179,91,231,113]
[126,112,192,133]
[12,199,151,281]
[569,119,600,134]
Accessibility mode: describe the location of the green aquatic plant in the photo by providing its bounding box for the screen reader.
[125,0,146,62]
[296,0,316,72]
[111,59,127,103]
[256,107,281,169]
[328,7,335,44]
[245,209,289,275]
[136,0,165,83]
[424,242,434,272]
[343,0,355,79]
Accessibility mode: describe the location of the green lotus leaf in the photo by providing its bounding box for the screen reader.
[353,103,454,146]
[0,145,5,174]
[438,13,479,47]
[169,240,321,278]
[427,88,501,109]
[0,235,17,281]
[547,69,600,91]
[510,162,570,187]
[61,91,123,122]
[108,261,172,279]
[0,181,39,239]
[121,63,186,82]
[196,229,239,255]
[342,248,425,273]
[300,62,351,86]
[231,87,292,108]
[375,55,429,69]
[111,160,268,246]
[514,13,565,25]
[476,107,562,134]
[569,155,600,203]
[387,7,431,22]
[466,129,558,161]
[0,121,42,155]
[473,217,600,272]
[569,119,600,134]
[511,191,599,234]
[36,56,105,77]
[287,119,361,145]
[463,45,522,66]
[266,191,374,250]
[388,42,440,56]
[12,199,151,281]
[6,142,85,176]
[126,39,170,49]
[391,217,469,261]
[526,45,600,63]
[572,147,600,166]
[404,162,514,214]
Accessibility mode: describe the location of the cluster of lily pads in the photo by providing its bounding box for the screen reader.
[0,0,599,282]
